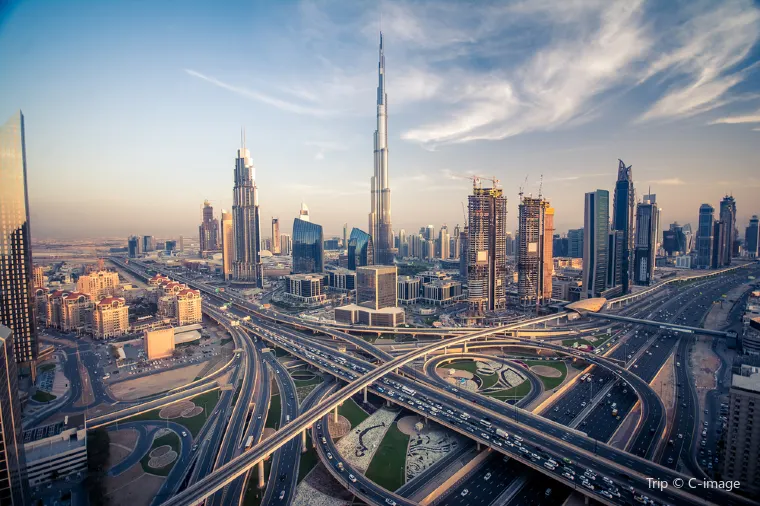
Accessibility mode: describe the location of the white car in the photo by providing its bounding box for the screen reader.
[461,489,469,497]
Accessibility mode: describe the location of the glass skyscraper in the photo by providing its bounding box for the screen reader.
[746,215,759,258]
[0,325,29,506]
[696,204,714,268]
[582,190,609,298]
[633,197,657,286]
[0,111,38,370]
[348,227,374,270]
[292,218,324,274]
[613,159,635,293]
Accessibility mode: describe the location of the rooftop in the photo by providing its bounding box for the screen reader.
[732,365,760,393]
[23,414,85,444]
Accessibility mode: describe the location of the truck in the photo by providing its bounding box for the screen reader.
[612,408,619,417]
[242,315,251,321]
[245,436,254,449]
[401,386,416,396]
[496,428,509,439]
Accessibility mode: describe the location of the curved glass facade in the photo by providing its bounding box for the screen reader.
[292,218,324,274]
[348,227,373,270]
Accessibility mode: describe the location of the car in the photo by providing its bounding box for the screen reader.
[327,452,333,460]
[678,433,683,439]
[562,472,574,481]
[385,499,397,506]
[182,431,187,437]
[192,444,198,451]
[484,473,492,481]
[460,489,469,497]
[279,491,285,500]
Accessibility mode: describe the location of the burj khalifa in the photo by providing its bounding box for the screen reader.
[369,32,395,265]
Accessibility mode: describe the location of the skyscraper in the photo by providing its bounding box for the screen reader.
[517,196,554,308]
[342,223,348,250]
[199,200,220,255]
[142,235,155,253]
[0,325,29,505]
[746,215,759,258]
[696,204,714,268]
[231,133,262,287]
[299,202,310,222]
[221,210,233,280]
[127,235,140,258]
[281,234,292,256]
[467,184,507,316]
[292,218,324,274]
[663,223,687,256]
[369,33,394,265]
[271,218,281,255]
[613,159,635,293]
[356,265,397,310]
[348,228,374,270]
[439,225,450,260]
[633,195,657,286]
[719,195,737,265]
[568,228,584,258]
[712,220,728,269]
[0,112,38,372]
[582,190,609,299]
[606,230,624,297]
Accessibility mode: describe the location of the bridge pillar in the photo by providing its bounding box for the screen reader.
[301,430,307,452]
[476,442,481,451]
[333,406,339,422]
[258,460,265,488]
[363,387,368,404]
[463,343,468,353]
[584,495,589,505]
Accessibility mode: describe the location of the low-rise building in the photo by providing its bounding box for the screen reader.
[674,255,692,269]
[397,276,421,305]
[92,297,129,339]
[551,277,582,302]
[144,326,175,360]
[421,279,464,305]
[23,415,88,487]
[334,304,405,327]
[285,273,326,304]
[326,268,356,293]
[742,317,760,356]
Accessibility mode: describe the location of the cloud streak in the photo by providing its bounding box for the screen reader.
[646,178,687,186]
[709,110,760,124]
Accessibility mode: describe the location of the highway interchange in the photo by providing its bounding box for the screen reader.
[99,257,759,506]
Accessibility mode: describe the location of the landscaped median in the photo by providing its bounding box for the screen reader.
[365,420,409,491]
[114,389,220,437]
[140,429,180,476]
[525,360,567,390]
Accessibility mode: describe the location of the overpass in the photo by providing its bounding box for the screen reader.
[586,312,738,339]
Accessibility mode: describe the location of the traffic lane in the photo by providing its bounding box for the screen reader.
[439,454,520,506]
[506,469,571,506]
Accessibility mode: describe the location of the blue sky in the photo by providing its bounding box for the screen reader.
[1,0,759,240]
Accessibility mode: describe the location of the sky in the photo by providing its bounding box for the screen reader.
[1,0,759,241]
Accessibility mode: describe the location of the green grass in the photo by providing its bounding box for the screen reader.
[293,375,321,386]
[298,433,319,483]
[486,380,532,401]
[114,390,220,437]
[525,360,567,390]
[242,458,273,506]
[140,430,181,476]
[266,394,281,429]
[39,363,56,373]
[365,422,409,491]
[220,337,233,346]
[591,333,612,346]
[338,398,369,428]
[439,360,478,374]
[562,338,594,348]
[479,372,500,390]
[32,390,57,402]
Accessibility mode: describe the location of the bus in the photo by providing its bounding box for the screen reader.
[335,357,347,365]
[245,436,254,449]
[401,386,416,396]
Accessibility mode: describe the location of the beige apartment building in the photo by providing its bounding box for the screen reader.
[33,265,45,288]
[44,290,93,335]
[144,326,175,360]
[76,270,120,300]
[92,297,129,339]
[175,289,202,326]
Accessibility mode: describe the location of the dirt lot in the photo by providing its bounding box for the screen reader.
[529,365,562,377]
[109,363,207,401]
[651,354,676,431]
[108,428,139,467]
[105,464,165,506]
[690,336,720,408]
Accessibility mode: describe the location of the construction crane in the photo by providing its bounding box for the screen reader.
[451,173,501,189]
[461,202,468,224]
[518,175,529,199]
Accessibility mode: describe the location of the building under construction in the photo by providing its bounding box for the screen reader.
[466,183,508,318]
[517,196,554,309]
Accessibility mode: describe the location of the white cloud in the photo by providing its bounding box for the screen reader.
[638,0,760,122]
[305,140,349,160]
[709,110,760,124]
[646,178,687,186]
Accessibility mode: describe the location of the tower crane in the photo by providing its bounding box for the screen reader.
[451,173,501,189]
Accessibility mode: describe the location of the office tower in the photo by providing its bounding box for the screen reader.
[517,196,554,308]
[0,325,29,506]
[271,218,281,255]
[199,200,220,255]
[368,33,394,265]
[221,210,233,280]
[682,223,694,252]
[0,112,38,372]
[127,236,140,258]
[459,227,468,278]
[142,235,155,253]
[722,365,760,497]
[348,228,374,270]
[439,225,450,260]
[343,223,348,249]
[567,228,584,258]
[746,215,759,258]
[467,184,507,315]
[356,265,397,310]
[663,223,687,256]
[165,240,177,253]
[553,234,568,258]
[76,270,119,300]
[292,218,324,274]
[232,133,262,286]
[712,221,728,268]
[280,234,292,256]
[606,230,624,296]
[642,193,661,252]
[633,195,657,286]
[299,202,310,222]
[696,204,714,268]
[613,159,635,293]
[33,266,44,288]
[582,190,609,298]
[179,235,184,252]
[719,195,737,265]
[452,225,460,260]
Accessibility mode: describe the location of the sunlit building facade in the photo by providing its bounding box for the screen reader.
[92,297,129,339]
[292,218,324,274]
[76,270,120,300]
[348,227,374,270]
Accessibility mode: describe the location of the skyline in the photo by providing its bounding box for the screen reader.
[2,0,760,240]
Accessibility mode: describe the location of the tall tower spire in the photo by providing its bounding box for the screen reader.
[369,31,393,264]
